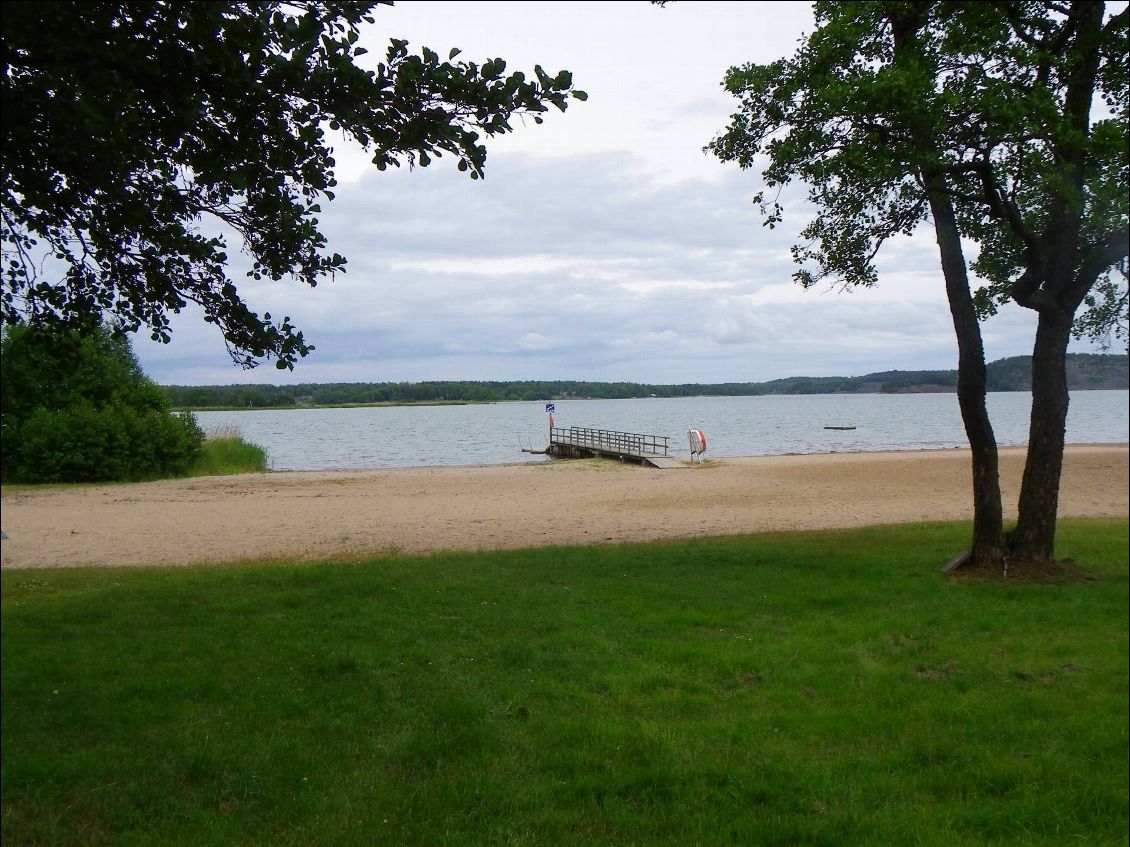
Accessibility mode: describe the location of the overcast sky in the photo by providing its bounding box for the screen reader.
[134,0,1102,386]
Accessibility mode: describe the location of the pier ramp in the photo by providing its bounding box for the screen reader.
[547,427,683,468]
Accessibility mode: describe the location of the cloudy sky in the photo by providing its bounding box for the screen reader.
[134,0,1097,386]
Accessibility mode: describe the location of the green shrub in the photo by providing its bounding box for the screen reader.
[1,323,204,483]
[6,404,204,483]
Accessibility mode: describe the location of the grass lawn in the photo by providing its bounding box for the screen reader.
[2,520,1127,846]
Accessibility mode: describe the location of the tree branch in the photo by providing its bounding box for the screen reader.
[1070,230,1130,307]
[975,160,1039,249]
[1010,264,1061,313]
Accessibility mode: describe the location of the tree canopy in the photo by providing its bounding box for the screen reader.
[1,1,586,368]
[710,0,1128,345]
[709,0,1128,569]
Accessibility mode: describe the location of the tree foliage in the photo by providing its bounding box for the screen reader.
[1,1,586,368]
[710,0,1128,344]
[1,323,204,482]
[709,1,1125,571]
[709,0,1128,568]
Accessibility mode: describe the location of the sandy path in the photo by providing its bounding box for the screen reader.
[1,445,1126,569]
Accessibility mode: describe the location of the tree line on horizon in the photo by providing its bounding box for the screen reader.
[162,353,1128,409]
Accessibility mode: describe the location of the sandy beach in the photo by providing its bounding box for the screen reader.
[1,445,1126,569]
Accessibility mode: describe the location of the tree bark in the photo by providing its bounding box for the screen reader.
[1009,310,1074,564]
[926,186,1007,569]
[886,6,1007,570]
[1005,1,1106,568]
[885,6,1012,571]
[887,6,1008,570]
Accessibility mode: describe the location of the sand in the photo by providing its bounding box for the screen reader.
[1,445,1126,569]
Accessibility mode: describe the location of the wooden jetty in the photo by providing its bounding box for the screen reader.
[546,426,683,469]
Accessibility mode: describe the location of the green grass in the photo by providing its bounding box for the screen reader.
[2,520,1127,846]
[188,427,269,476]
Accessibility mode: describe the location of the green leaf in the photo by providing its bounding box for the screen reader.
[1,1,584,370]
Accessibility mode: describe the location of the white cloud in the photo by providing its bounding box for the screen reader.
[620,279,736,296]
[130,1,1108,387]
[389,255,578,276]
[517,332,555,351]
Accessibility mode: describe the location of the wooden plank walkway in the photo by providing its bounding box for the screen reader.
[548,426,684,469]
[644,456,685,469]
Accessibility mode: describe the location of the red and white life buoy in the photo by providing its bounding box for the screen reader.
[688,429,706,456]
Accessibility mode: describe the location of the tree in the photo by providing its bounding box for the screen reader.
[1,322,205,482]
[1,1,586,368]
[710,0,1127,572]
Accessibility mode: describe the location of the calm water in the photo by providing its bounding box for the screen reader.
[193,391,1129,471]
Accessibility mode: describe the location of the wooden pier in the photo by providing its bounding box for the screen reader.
[547,426,684,468]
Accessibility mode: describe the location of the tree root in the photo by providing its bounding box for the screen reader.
[943,550,1096,584]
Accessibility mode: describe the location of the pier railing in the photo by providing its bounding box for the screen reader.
[550,426,670,457]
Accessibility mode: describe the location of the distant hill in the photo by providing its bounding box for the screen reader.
[163,354,1128,409]
[756,354,1128,395]
[986,354,1128,392]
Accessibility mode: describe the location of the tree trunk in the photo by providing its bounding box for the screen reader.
[926,188,1007,569]
[889,8,1007,571]
[1005,1,1107,568]
[1008,310,1074,564]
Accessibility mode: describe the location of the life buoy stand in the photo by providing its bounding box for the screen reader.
[688,429,707,462]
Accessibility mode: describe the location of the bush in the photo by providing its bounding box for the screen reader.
[6,404,204,484]
[1,324,205,483]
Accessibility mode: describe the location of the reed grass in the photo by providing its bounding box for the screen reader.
[188,426,269,476]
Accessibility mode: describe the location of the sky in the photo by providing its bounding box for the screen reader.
[133,0,1103,387]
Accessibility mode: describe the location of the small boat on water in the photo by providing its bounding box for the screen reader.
[824,425,857,430]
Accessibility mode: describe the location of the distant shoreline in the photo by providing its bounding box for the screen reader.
[161,354,1128,410]
[177,399,476,412]
[175,385,1130,414]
